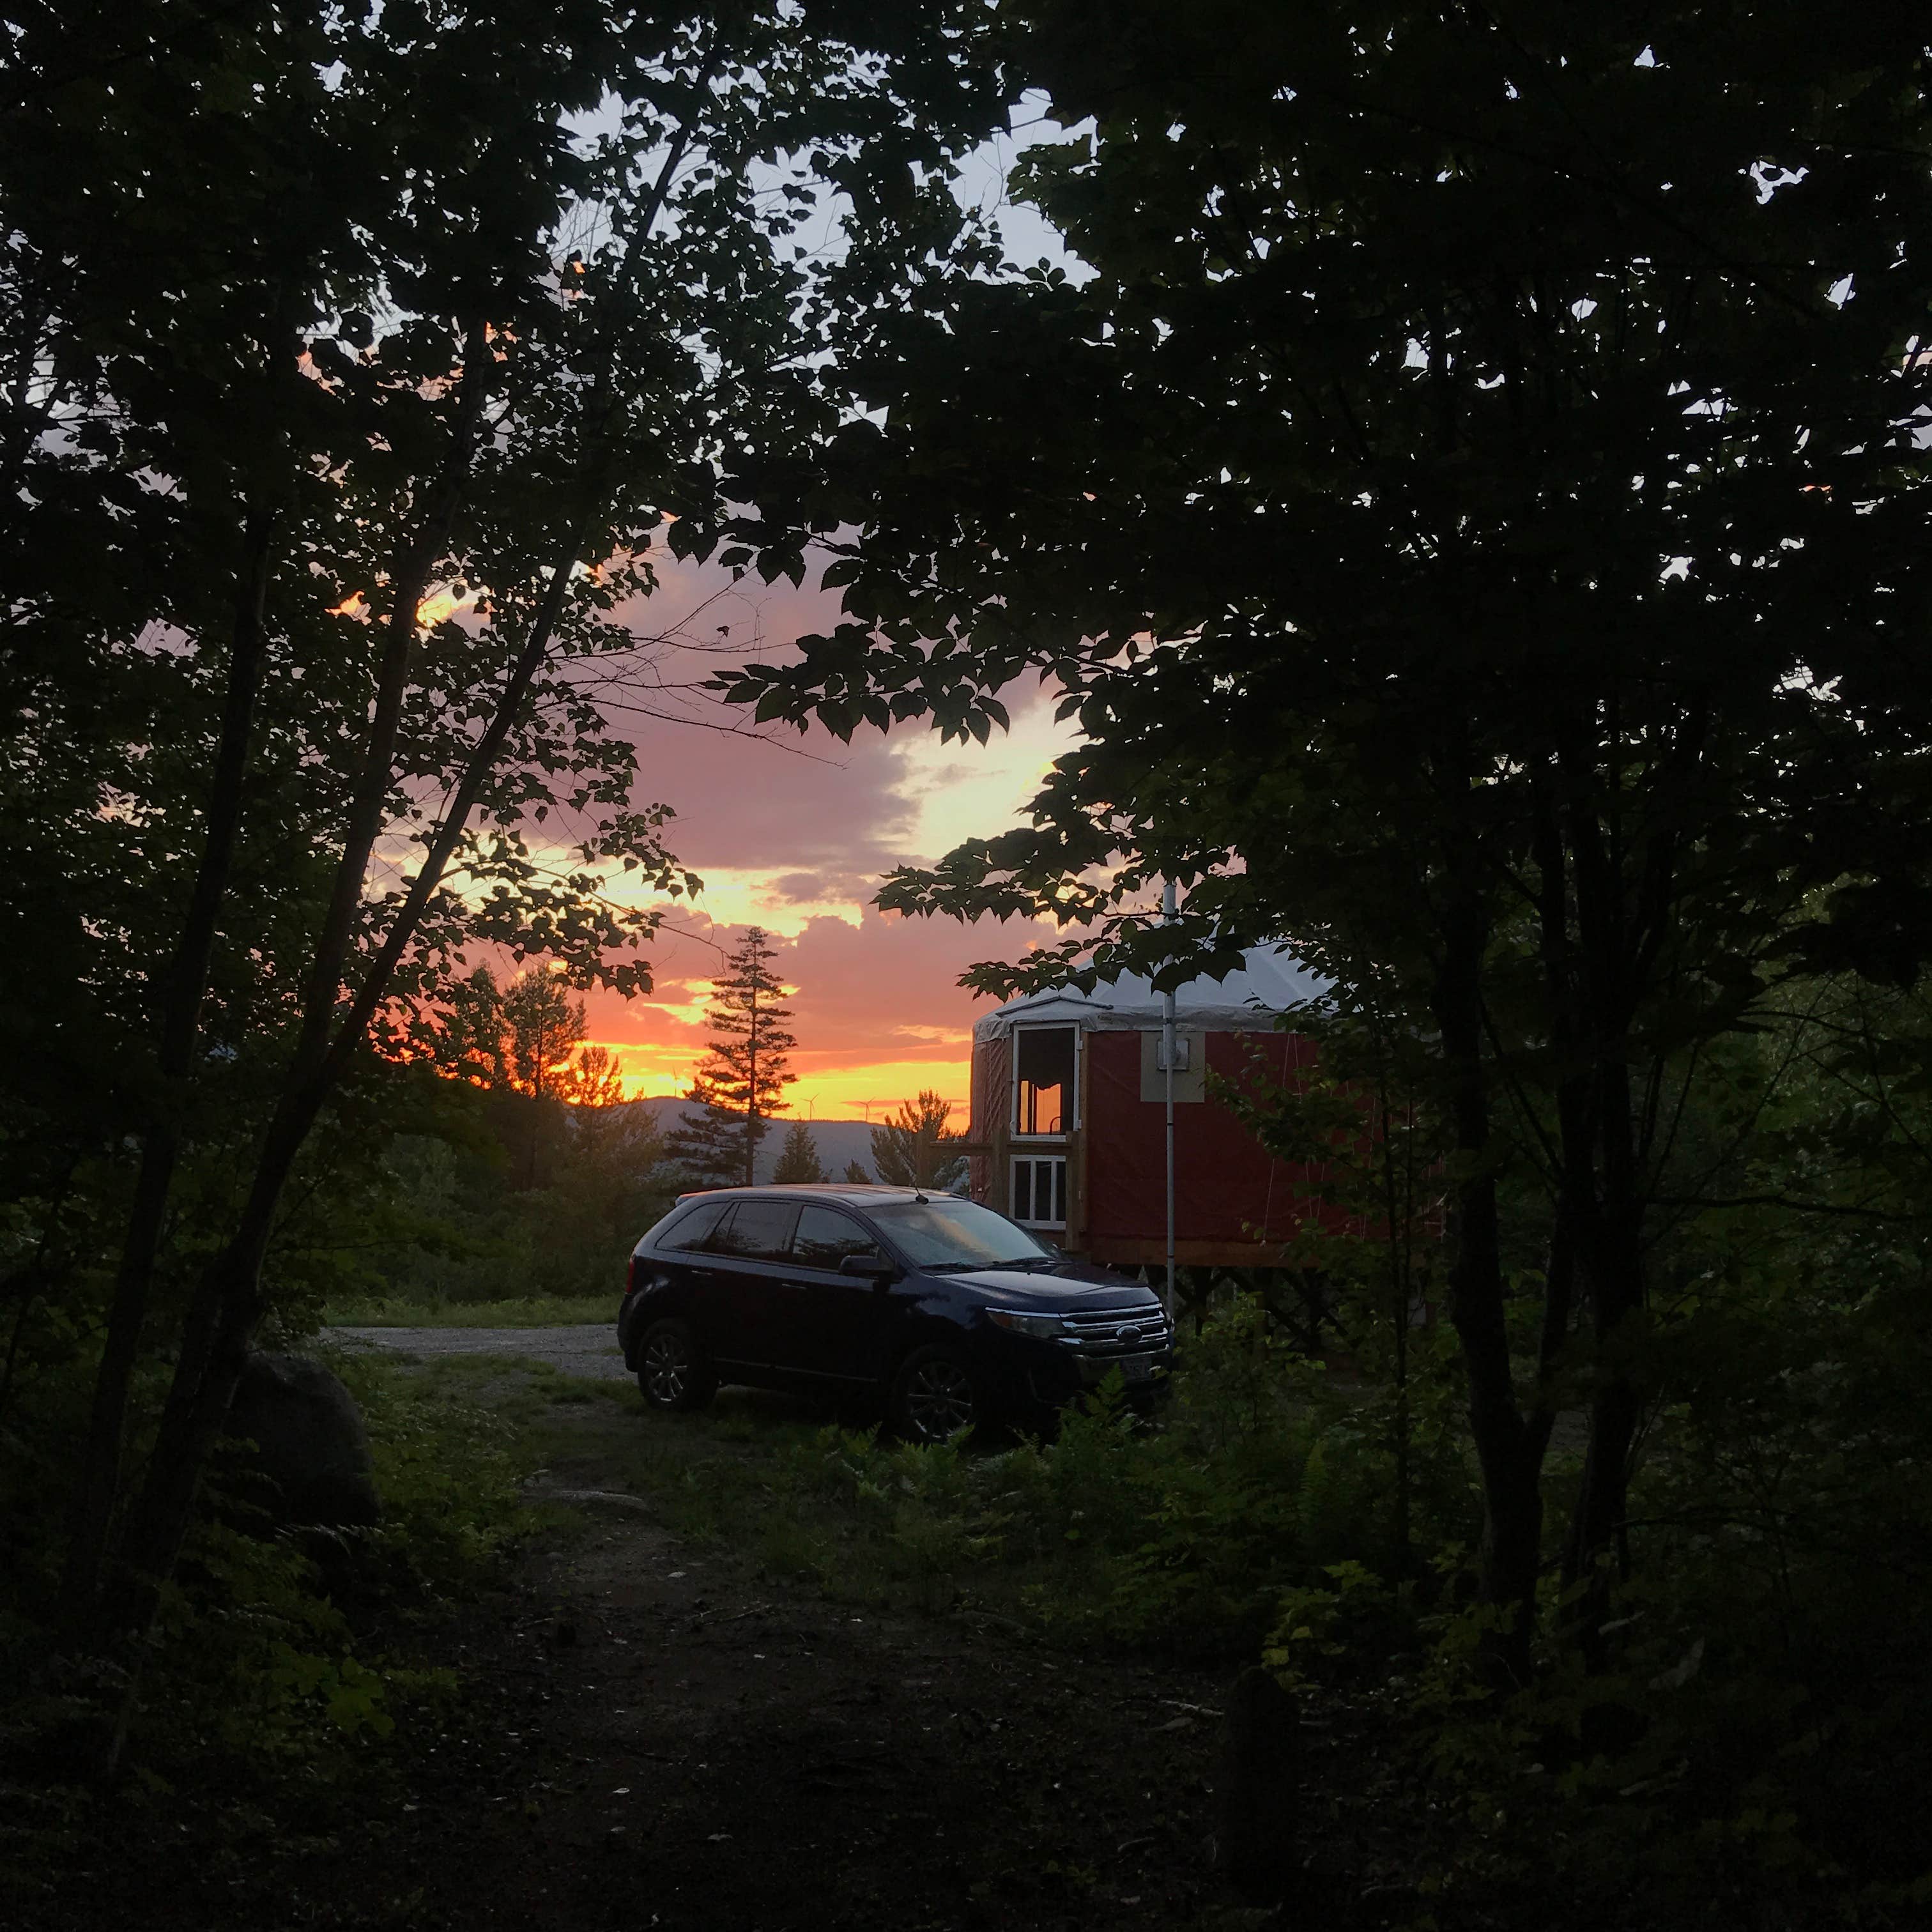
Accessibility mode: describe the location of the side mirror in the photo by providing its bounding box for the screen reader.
[839,1253,898,1282]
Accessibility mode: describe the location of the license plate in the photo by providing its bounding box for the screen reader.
[1082,1352,1161,1386]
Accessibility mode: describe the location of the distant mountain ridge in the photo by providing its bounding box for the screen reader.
[618,1097,884,1184]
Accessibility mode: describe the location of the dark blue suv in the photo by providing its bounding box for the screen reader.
[617,1184,1174,1442]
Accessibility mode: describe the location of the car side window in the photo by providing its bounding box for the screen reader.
[709,1200,800,1262]
[658,1199,729,1252]
[790,1206,883,1271]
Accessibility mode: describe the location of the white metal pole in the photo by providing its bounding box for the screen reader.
[1162,878,1177,1319]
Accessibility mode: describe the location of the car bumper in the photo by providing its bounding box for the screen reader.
[616,1292,646,1366]
[980,1335,1174,1427]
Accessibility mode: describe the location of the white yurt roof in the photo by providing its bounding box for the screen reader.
[971,944,1330,1043]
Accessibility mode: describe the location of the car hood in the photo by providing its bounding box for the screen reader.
[940,1261,1162,1309]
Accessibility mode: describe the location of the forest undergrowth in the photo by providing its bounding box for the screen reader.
[515,1290,1932,1929]
[7,1287,1930,1931]
[1,1348,546,1913]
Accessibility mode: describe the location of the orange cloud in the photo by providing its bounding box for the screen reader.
[327,586,473,627]
[415,586,472,628]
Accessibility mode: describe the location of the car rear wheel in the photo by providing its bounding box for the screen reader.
[890,1346,983,1445]
[638,1319,716,1413]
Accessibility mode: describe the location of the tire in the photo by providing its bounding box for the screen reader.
[637,1319,716,1413]
[889,1346,985,1445]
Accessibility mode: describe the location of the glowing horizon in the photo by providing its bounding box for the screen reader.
[586,1037,970,1123]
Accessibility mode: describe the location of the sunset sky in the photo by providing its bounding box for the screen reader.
[511,543,1084,1123]
[496,107,1092,1125]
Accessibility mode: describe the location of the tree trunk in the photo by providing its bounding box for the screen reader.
[281,325,490,1101]
[745,978,760,1188]
[1377,1060,1414,1576]
[103,519,583,1644]
[109,1158,296,1625]
[84,56,727,1669]
[1554,734,1666,1669]
[1432,887,1540,1690]
[89,342,484,1627]
[1525,759,1590,1470]
[1561,1057,1645,1670]
[62,505,276,1627]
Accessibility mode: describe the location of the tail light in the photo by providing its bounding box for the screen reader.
[624,1253,641,1298]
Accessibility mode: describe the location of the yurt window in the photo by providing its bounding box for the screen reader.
[1014,1025,1077,1136]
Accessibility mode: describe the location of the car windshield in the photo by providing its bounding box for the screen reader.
[868,1198,1055,1270]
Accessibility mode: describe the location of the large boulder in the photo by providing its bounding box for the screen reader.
[1213,1664,1299,1906]
[222,1351,381,1528]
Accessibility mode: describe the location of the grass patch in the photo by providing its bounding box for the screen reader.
[332,1345,550,1584]
[502,1301,1426,1655]
[351,1298,1466,1663]
[323,1292,615,1328]
[528,1380,1280,1641]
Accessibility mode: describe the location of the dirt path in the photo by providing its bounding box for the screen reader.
[364,1514,1239,1932]
[334,1324,632,1380]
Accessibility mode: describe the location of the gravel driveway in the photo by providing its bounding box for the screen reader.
[332,1324,631,1381]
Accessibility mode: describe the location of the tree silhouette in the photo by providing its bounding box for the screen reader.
[772,1119,826,1184]
[668,929,797,1187]
[441,967,510,1089]
[870,1091,967,1191]
[424,966,623,1185]
[559,1045,626,1110]
[500,969,588,1101]
[722,3,1932,1687]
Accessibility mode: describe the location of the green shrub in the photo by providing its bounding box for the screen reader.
[722,1297,1449,1656]
[1,1346,541,1910]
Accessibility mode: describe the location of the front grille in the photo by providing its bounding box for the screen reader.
[1056,1303,1174,1356]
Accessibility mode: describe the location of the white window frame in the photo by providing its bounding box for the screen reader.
[1010,1153,1069,1229]
[1011,1023,1080,1139]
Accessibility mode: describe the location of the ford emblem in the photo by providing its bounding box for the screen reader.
[1116,1324,1142,1346]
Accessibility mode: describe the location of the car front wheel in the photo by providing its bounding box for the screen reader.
[638,1318,716,1413]
[890,1346,984,1445]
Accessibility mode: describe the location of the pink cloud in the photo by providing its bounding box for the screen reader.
[578,903,1062,1087]
[547,541,1074,1113]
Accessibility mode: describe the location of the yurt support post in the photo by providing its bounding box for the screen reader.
[1163,878,1177,1317]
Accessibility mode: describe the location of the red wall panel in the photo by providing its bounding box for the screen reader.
[967,1038,1009,1201]
[1083,1030,1335,1247]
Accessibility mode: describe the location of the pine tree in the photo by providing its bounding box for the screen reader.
[559,1044,626,1109]
[668,928,797,1187]
[441,967,509,1087]
[500,969,588,1100]
[772,1119,826,1184]
[870,1091,968,1191]
[438,965,606,1190]
[843,1160,871,1184]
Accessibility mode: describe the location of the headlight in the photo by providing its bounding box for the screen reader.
[985,1308,1066,1340]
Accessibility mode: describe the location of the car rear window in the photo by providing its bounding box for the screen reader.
[790,1206,882,1270]
[710,1200,800,1261]
[657,1199,730,1251]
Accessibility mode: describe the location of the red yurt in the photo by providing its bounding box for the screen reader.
[965,947,1333,1269]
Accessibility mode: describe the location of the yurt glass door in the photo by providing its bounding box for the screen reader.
[1011,1154,1068,1230]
